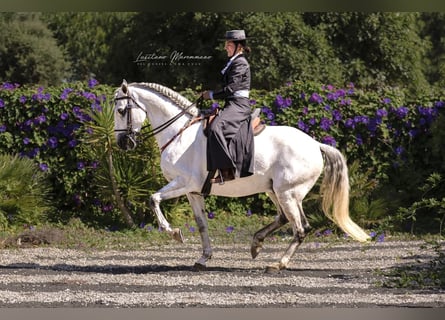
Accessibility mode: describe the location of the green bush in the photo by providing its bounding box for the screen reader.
[1,79,444,236]
[0,154,52,229]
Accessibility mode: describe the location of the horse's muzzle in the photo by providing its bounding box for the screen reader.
[117,132,137,151]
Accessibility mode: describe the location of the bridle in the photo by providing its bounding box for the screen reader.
[114,90,203,151]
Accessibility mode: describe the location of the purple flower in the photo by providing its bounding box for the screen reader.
[77,161,85,170]
[28,147,40,158]
[60,88,73,100]
[356,134,363,145]
[309,93,323,104]
[377,233,385,242]
[68,139,78,148]
[2,82,17,90]
[60,112,69,120]
[0,99,4,108]
[226,226,234,233]
[326,92,337,101]
[344,118,355,129]
[322,135,337,147]
[274,94,285,108]
[354,115,369,125]
[409,129,419,138]
[47,137,58,148]
[207,211,215,219]
[376,108,388,118]
[339,98,351,106]
[394,146,404,156]
[323,229,333,236]
[73,106,81,114]
[393,106,409,119]
[320,117,333,131]
[0,124,6,132]
[19,96,27,103]
[297,120,309,133]
[284,97,292,107]
[367,118,378,133]
[382,98,391,104]
[332,109,342,121]
[34,114,47,124]
[434,101,444,109]
[246,209,252,217]
[82,91,96,100]
[23,137,30,145]
[39,163,48,171]
[88,78,99,88]
[189,226,196,233]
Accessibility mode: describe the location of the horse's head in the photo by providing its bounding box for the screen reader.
[114,80,147,150]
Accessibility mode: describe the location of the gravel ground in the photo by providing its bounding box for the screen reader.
[0,240,444,308]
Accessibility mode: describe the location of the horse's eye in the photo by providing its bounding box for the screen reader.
[117,107,127,116]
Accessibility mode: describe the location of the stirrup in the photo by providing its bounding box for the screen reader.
[217,169,225,185]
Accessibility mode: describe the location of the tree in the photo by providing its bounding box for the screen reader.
[302,12,430,94]
[421,12,445,88]
[220,12,345,89]
[0,13,70,86]
[43,12,135,83]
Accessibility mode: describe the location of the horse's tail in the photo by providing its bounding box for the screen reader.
[319,144,370,242]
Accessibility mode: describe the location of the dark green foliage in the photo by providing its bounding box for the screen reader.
[43,12,134,83]
[0,13,70,86]
[302,12,429,94]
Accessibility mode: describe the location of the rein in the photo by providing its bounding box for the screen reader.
[115,93,203,151]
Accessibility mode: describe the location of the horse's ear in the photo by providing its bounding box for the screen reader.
[121,79,128,94]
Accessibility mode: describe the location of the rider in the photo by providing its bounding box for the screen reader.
[202,29,254,184]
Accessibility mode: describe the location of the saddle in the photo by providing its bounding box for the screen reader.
[202,107,266,137]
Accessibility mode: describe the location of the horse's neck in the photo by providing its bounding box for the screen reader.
[140,90,194,148]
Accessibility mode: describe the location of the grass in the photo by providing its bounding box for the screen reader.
[1,213,441,251]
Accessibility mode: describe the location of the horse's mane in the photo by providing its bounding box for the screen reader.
[130,82,199,116]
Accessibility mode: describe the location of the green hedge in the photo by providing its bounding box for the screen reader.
[1,80,444,233]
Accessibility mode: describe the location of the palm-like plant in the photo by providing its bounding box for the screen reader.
[0,154,52,229]
[82,101,165,228]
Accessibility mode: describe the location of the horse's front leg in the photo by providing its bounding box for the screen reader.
[150,192,183,242]
[149,178,190,243]
[186,193,212,270]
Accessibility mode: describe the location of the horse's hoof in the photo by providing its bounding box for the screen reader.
[193,262,207,271]
[265,263,284,274]
[171,228,184,243]
[251,244,262,259]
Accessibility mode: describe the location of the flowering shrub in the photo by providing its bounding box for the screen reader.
[253,80,444,183]
[251,80,445,232]
[1,79,444,233]
[0,80,115,226]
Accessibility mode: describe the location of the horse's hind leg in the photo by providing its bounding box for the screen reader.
[251,192,288,259]
[186,193,212,270]
[266,192,308,273]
